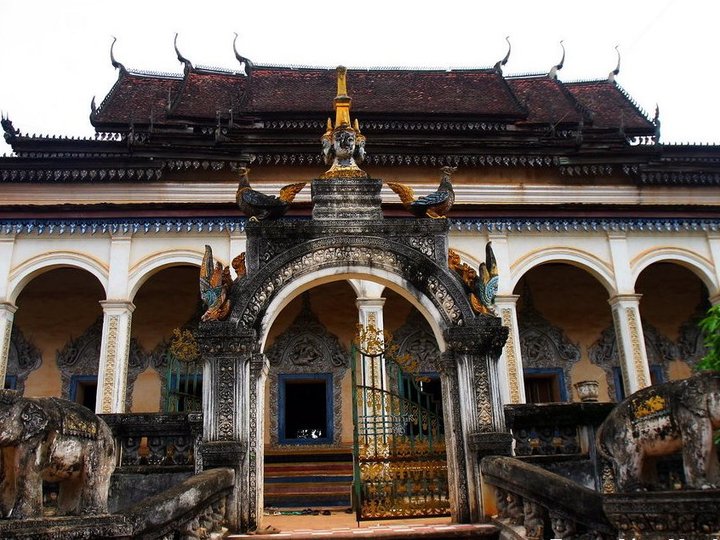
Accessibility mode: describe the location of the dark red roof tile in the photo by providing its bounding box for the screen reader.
[245,67,525,117]
[507,76,584,124]
[93,72,181,125]
[171,70,247,118]
[564,80,653,130]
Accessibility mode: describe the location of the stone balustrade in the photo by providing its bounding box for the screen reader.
[481,456,616,540]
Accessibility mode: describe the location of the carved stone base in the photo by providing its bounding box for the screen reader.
[0,515,130,539]
[311,177,383,220]
[604,490,720,539]
[470,431,514,459]
[200,441,246,470]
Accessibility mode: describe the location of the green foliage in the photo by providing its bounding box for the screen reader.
[697,304,720,372]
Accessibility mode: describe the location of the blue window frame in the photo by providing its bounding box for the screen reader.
[278,373,333,445]
[69,375,98,411]
[613,365,664,402]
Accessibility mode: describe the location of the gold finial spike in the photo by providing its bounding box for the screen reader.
[334,66,352,128]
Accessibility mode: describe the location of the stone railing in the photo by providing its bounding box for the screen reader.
[481,456,617,540]
[102,412,203,471]
[120,467,235,539]
[504,403,614,490]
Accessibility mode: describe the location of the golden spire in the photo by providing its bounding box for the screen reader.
[334,66,352,128]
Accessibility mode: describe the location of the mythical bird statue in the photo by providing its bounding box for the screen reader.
[386,166,456,218]
[448,242,499,315]
[235,167,306,221]
[200,245,233,322]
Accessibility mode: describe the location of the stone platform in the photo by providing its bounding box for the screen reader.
[0,514,131,539]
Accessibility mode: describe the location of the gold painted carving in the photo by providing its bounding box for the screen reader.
[501,308,521,403]
[626,308,648,388]
[101,315,119,413]
[0,319,11,383]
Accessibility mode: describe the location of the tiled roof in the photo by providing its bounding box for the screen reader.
[244,67,525,117]
[507,76,585,125]
[564,80,653,130]
[91,65,654,133]
[94,73,182,125]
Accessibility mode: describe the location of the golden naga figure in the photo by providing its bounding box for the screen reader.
[320,66,368,179]
[235,166,306,221]
[386,166,456,219]
[200,245,233,322]
[448,242,499,315]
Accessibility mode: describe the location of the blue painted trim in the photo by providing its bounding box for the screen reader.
[4,375,16,390]
[0,216,719,236]
[69,375,97,402]
[278,373,333,445]
[523,367,568,402]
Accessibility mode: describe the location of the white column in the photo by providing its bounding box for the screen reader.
[608,294,651,395]
[0,236,16,385]
[495,295,525,404]
[97,300,135,413]
[607,232,635,294]
[488,233,512,296]
[0,302,18,386]
[706,233,720,304]
[97,234,134,413]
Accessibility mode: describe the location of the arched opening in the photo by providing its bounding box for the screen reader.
[261,280,447,517]
[513,263,612,403]
[12,268,104,408]
[636,262,710,387]
[129,265,201,413]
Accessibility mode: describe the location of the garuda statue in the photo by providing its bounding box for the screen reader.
[386,166,456,218]
[199,245,233,321]
[449,242,499,315]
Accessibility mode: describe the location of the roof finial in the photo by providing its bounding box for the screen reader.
[653,104,661,143]
[90,96,97,116]
[233,33,254,76]
[174,33,193,72]
[110,37,126,73]
[319,67,368,179]
[608,45,621,82]
[548,40,565,80]
[494,36,511,74]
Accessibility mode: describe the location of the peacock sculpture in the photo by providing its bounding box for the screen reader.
[386,166,456,219]
[199,245,233,322]
[448,242,499,315]
[235,166,306,221]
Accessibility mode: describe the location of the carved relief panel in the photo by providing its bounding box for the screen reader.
[6,326,42,394]
[264,295,348,447]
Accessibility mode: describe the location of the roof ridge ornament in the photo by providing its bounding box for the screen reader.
[319,66,368,179]
[494,36,511,74]
[608,45,621,82]
[233,33,253,76]
[174,33,193,73]
[653,104,661,143]
[548,40,565,80]
[110,37,127,73]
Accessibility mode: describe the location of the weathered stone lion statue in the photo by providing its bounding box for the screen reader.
[596,371,720,491]
[0,390,116,519]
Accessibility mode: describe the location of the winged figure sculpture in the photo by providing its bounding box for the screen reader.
[200,245,233,322]
[386,166,456,218]
[235,166,306,221]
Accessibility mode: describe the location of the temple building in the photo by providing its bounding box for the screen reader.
[1,39,719,529]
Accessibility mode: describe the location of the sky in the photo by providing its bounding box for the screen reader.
[1,0,719,155]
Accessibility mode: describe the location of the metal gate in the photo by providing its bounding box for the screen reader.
[351,328,450,520]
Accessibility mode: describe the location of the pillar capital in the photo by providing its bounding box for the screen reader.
[494,294,520,307]
[608,293,643,307]
[710,294,720,306]
[100,299,136,313]
[0,302,18,315]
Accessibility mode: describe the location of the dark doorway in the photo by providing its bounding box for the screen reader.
[279,374,332,444]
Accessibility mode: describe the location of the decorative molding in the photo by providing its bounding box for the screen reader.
[101,315,119,412]
[265,296,348,447]
[518,302,581,400]
[6,325,42,394]
[392,310,441,373]
[626,308,648,388]
[1,217,720,237]
[500,307,522,404]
